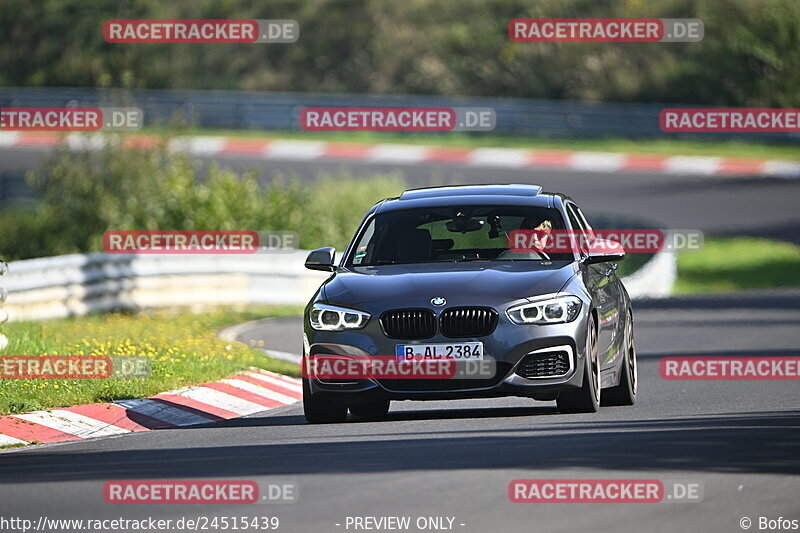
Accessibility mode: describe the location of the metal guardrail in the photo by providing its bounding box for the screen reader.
[1,250,673,322]
[1,252,328,321]
[0,258,8,350]
[1,87,796,142]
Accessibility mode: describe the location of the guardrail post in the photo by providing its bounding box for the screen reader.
[0,259,7,351]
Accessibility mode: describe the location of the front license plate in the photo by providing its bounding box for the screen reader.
[396,342,484,361]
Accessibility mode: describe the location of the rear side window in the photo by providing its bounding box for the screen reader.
[566,203,591,255]
[573,204,595,236]
[566,204,583,231]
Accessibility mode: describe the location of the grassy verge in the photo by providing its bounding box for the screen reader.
[153,127,800,161]
[616,253,652,279]
[0,306,302,415]
[674,238,800,294]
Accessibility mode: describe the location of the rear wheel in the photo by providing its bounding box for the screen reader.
[303,379,348,423]
[557,318,601,413]
[602,309,637,406]
[349,400,390,420]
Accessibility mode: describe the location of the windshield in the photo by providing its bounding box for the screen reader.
[347,205,572,266]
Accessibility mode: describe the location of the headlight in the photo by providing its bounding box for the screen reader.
[507,295,582,325]
[309,303,370,331]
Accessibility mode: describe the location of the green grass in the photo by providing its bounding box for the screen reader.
[150,127,800,161]
[0,306,302,415]
[616,253,652,279]
[674,238,800,294]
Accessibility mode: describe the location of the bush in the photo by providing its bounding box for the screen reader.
[0,135,406,260]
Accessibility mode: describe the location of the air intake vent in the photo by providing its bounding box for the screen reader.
[516,350,571,379]
[440,307,497,337]
[380,309,436,339]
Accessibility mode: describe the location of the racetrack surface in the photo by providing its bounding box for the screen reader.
[1,145,799,532]
[2,146,800,243]
[1,290,799,532]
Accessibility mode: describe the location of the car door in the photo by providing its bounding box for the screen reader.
[566,203,620,368]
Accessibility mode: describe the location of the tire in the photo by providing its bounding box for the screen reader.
[349,400,391,420]
[302,378,348,423]
[557,318,601,413]
[602,309,637,406]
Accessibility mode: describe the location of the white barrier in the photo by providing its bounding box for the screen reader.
[1,250,673,323]
[620,250,677,299]
[2,252,329,321]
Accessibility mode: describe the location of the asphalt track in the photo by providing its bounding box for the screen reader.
[2,145,800,242]
[1,291,799,532]
[1,145,799,532]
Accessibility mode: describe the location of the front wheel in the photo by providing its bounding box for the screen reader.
[602,309,637,406]
[303,379,348,423]
[557,318,601,413]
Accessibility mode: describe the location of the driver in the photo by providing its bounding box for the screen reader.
[519,215,553,253]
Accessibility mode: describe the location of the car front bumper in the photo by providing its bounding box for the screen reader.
[304,312,590,402]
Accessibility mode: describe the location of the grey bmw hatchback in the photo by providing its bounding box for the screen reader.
[302,184,637,423]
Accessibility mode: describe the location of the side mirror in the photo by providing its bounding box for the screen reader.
[305,247,336,272]
[583,238,625,265]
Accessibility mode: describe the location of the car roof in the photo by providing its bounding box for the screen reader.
[376,184,559,213]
